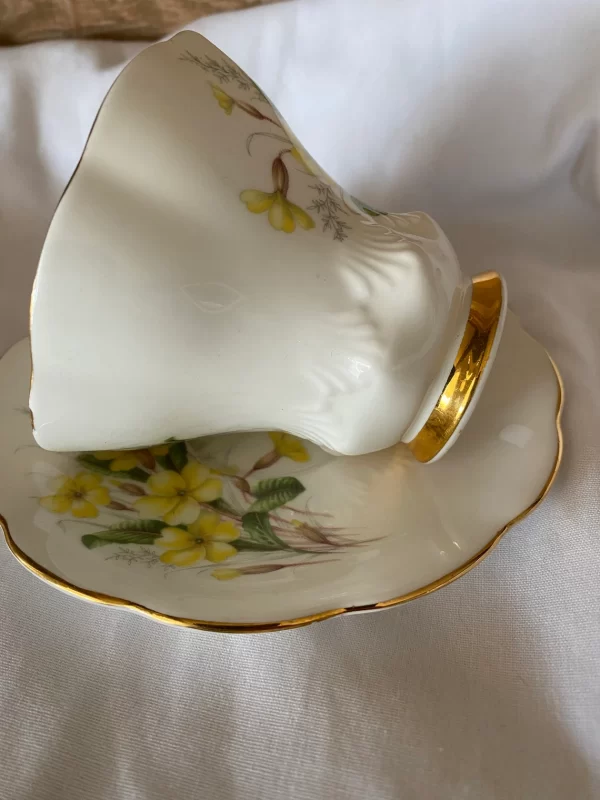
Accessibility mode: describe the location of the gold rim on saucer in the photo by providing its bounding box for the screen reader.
[408,271,505,463]
[1,360,563,633]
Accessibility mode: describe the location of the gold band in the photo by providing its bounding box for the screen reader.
[407,272,505,463]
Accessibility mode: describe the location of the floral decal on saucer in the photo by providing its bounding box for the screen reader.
[36,433,369,581]
[180,49,352,241]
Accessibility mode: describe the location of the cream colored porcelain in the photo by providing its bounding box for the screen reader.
[29,30,505,459]
[2,312,562,631]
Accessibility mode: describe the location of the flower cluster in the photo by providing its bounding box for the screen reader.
[207,83,316,235]
[38,432,323,579]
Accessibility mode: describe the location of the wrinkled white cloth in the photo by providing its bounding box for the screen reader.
[1,1,599,798]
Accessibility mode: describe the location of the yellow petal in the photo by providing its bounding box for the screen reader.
[284,445,309,462]
[163,496,200,526]
[211,568,241,580]
[211,85,234,114]
[134,495,177,519]
[74,473,102,492]
[206,521,240,543]
[70,498,99,518]
[188,511,219,538]
[289,202,315,230]
[46,475,76,495]
[93,450,138,470]
[156,527,194,551]
[160,545,206,566]
[204,541,238,563]
[86,487,111,506]
[240,189,274,214]
[39,494,72,514]
[93,450,121,461]
[269,432,309,461]
[181,462,210,492]
[149,444,170,456]
[146,470,185,497]
[190,478,222,503]
[268,193,295,233]
[109,455,139,471]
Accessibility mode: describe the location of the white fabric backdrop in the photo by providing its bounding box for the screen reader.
[1,1,599,797]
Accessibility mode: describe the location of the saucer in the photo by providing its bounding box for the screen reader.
[1,312,562,632]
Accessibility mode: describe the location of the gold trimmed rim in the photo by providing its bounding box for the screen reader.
[1,360,564,633]
[408,272,505,463]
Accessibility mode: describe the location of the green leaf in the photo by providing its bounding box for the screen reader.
[82,532,154,549]
[247,476,305,512]
[169,441,188,471]
[112,519,165,533]
[76,454,149,483]
[81,520,164,549]
[351,195,383,216]
[241,512,291,550]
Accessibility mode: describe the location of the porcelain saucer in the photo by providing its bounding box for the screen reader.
[1,312,562,632]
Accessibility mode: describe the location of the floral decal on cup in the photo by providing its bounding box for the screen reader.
[180,49,352,241]
[37,434,370,580]
[240,156,315,234]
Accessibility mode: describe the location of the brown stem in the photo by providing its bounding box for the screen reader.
[199,503,242,522]
[262,113,284,129]
[233,476,252,494]
[107,501,132,512]
[272,157,289,196]
[136,450,156,471]
[282,505,333,518]
[269,512,341,532]
[234,97,284,129]
[247,448,280,474]
[237,560,339,576]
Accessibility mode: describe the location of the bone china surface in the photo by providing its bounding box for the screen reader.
[29,31,503,460]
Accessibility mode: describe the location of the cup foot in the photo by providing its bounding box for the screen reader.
[406,271,506,463]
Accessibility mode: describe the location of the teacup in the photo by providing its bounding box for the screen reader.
[29,31,506,462]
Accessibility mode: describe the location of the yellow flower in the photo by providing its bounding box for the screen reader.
[157,513,239,566]
[240,189,315,234]
[40,473,110,518]
[211,567,242,580]
[93,445,169,472]
[211,84,235,114]
[268,432,310,462]
[134,462,222,525]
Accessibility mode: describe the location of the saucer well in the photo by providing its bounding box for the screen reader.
[1,312,562,632]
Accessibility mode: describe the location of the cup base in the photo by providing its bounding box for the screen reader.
[406,271,506,463]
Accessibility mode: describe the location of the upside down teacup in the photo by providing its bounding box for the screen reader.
[29,30,506,462]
